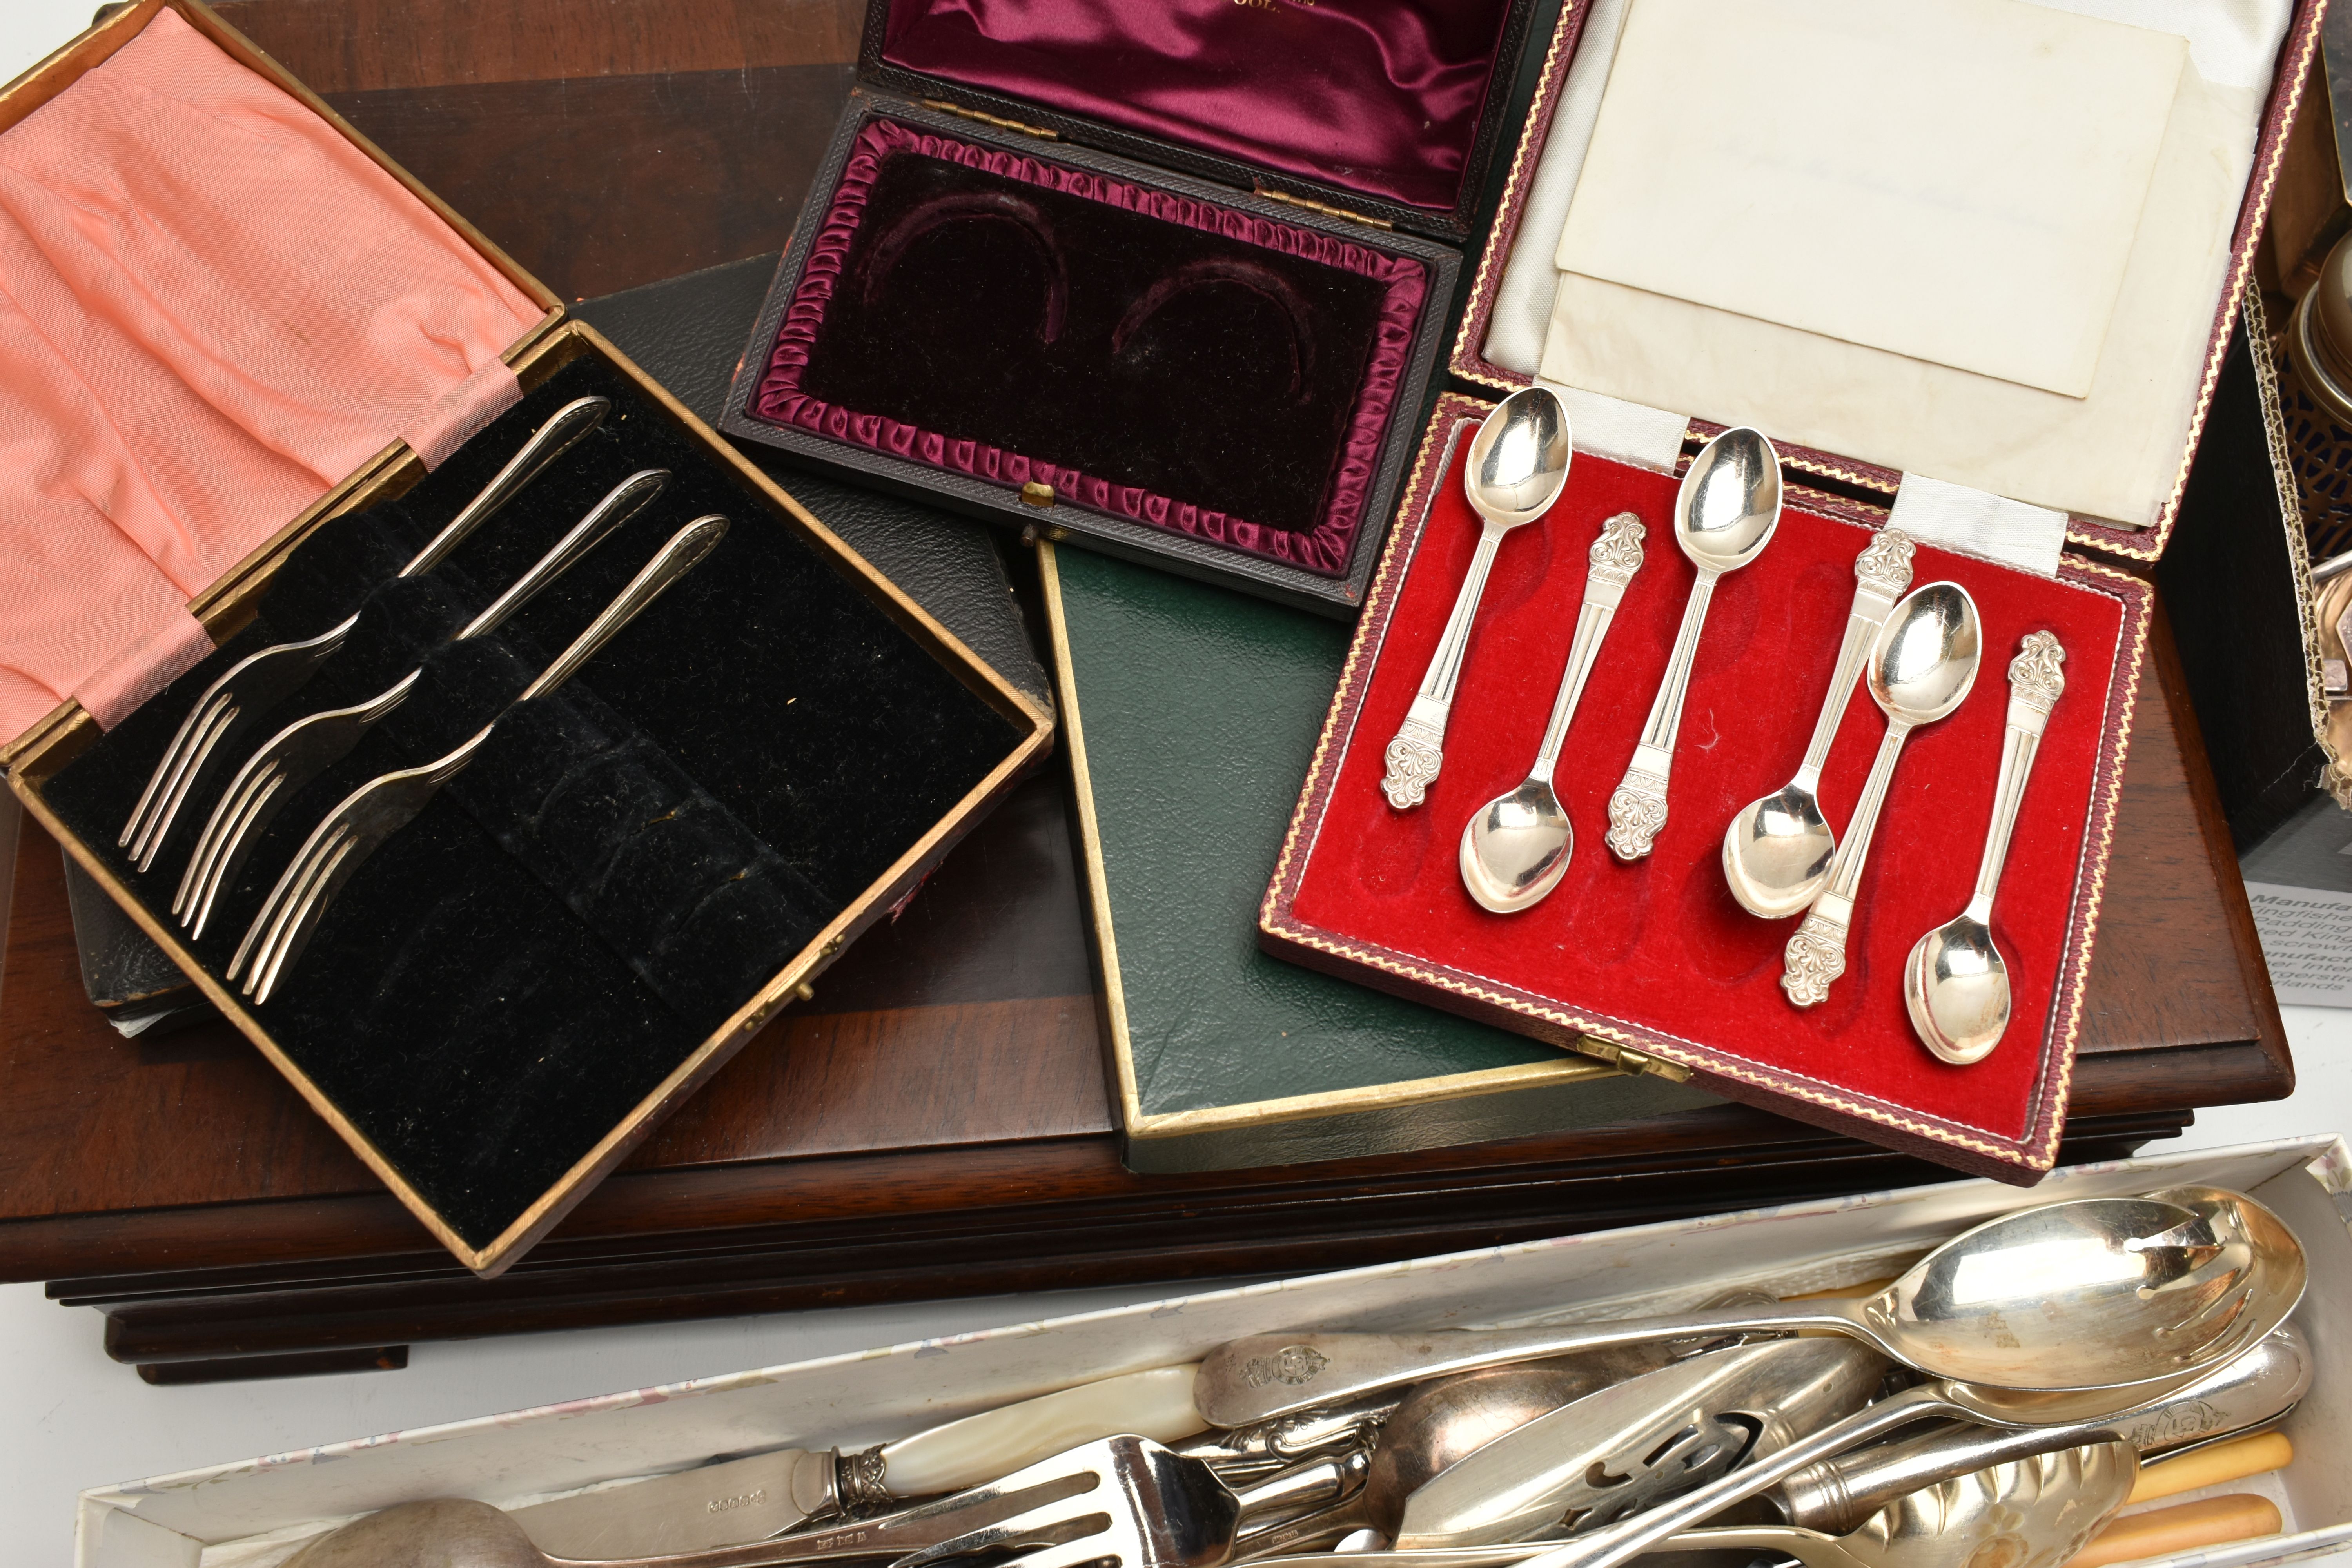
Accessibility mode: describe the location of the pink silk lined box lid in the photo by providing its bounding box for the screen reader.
[0,8,544,743]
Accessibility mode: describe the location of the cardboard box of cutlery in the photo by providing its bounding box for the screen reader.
[1453,0,2322,566]
[711,0,1549,616]
[0,0,1053,1278]
[69,1135,2352,1568]
[1259,396,2151,1184]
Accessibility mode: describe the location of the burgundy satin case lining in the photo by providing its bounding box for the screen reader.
[879,0,1514,214]
[750,118,1426,575]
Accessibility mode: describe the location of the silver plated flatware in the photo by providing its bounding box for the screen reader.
[170,468,669,937]
[1383,388,1571,810]
[1191,1185,2304,1426]
[1721,528,1915,917]
[1393,1336,1887,1546]
[230,514,727,1005]
[1459,511,1646,912]
[1770,1322,2307,1533]
[1903,630,2067,1063]
[1606,428,1780,860]
[1781,581,1980,1009]
[116,395,610,871]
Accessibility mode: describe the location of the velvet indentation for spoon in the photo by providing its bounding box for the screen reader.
[1113,257,1317,400]
[860,189,1068,344]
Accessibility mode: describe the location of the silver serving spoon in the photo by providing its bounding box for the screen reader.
[1781,582,1979,1009]
[1605,428,1781,860]
[1191,1185,2305,1427]
[1904,631,2067,1063]
[1721,529,1916,917]
[1382,389,1572,810]
[1460,511,1647,911]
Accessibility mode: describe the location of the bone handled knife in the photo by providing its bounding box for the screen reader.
[510,1363,1205,1557]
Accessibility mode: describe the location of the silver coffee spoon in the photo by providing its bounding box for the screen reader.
[1459,511,1647,911]
[1780,582,1979,1009]
[1383,388,1572,810]
[1721,529,1916,917]
[1905,631,2067,1064]
[1192,1184,2305,1426]
[1606,428,1780,860]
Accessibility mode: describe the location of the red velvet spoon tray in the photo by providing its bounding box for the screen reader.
[1260,395,2151,1181]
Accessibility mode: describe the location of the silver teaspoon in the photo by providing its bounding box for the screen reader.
[1458,511,1646,912]
[1605,427,1780,860]
[1722,528,1916,917]
[1383,388,1572,809]
[1904,631,2067,1063]
[1781,581,1980,1009]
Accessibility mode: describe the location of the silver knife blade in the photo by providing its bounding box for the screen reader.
[511,1446,840,1557]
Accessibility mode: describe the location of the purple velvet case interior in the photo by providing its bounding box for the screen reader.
[876,0,1518,217]
[742,117,1429,576]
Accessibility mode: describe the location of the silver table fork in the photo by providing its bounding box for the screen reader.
[172,467,670,938]
[118,394,611,871]
[890,1436,1363,1568]
[229,514,729,1005]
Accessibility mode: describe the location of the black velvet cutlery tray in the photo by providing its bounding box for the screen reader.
[13,327,1052,1274]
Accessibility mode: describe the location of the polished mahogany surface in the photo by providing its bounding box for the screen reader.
[0,0,2286,1379]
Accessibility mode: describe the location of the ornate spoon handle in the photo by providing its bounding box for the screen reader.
[1790,530,1915,794]
[1529,512,1646,785]
[1964,632,2066,923]
[1782,717,1915,1006]
[1606,568,1719,858]
[1385,519,1509,809]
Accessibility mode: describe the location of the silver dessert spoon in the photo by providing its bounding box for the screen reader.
[1459,511,1647,912]
[1780,581,1979,1009]
[1605,428,1780,860]
[1191,1184,2305,1427]
[1721,528,1916,917]
[1905,631,2068,1064]
[1382,388,1572,810]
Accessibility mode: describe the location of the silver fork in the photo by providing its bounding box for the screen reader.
[118,394,611,872]
[889,1436,1363,1568]
[172,467,671,938]
[228,514,730,1005]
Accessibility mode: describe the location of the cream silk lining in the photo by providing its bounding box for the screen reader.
[0,9,542,741]
[1484,0,2291,534]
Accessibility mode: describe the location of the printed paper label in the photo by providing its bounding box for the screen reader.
[2247,882,2352,1007]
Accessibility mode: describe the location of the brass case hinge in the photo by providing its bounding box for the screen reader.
[1253,185,1392,230]
[1575,1036,1695,1083]
[1020,481,1057,508]
[921,99,1058,139]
